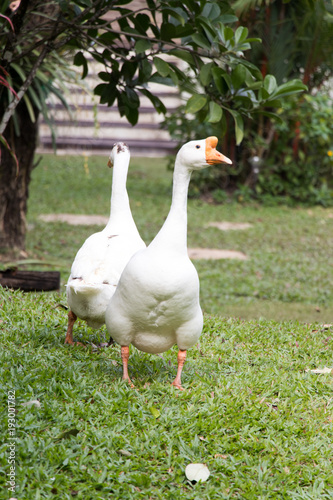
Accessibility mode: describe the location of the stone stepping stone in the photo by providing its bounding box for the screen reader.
[188,248,248,260]
[206,221,253,231]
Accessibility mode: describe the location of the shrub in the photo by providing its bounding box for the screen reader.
[163,91,333,206]
[257,92,333,206]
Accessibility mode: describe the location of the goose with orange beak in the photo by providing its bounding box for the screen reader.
[105,137,232,389]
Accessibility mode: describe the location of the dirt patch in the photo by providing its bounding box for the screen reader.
[188,248,248,260]
[206,221,253,231]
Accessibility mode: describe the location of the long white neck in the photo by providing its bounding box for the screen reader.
[106,153,137,232]
[151,159,192,253]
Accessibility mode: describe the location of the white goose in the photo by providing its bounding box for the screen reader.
[65,142,146,345]
[105,136,232,388]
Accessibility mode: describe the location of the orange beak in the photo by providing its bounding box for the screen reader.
[205,136,232,165]
[107,159,113,168]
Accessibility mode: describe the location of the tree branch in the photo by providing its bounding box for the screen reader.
[0,41,50,135]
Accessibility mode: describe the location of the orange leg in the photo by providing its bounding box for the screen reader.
[65,310,77,345]
[64,310,85,346]
[172,349,187,390]
[121,346,134,388]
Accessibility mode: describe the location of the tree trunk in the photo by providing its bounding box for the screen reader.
[0,100,39,258]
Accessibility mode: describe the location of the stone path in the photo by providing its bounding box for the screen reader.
[38,214,251,260]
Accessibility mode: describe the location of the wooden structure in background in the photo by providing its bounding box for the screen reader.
[0,269,61,292]
[37,58,182,157]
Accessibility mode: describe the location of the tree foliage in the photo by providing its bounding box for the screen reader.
[0,0,307,253]
[234,0,333,88]
[0,0,306,151]
[163,0,333,203]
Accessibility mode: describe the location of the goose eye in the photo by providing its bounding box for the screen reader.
[196,145,201,149]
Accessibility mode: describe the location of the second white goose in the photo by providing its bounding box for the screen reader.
[65,142,146,345]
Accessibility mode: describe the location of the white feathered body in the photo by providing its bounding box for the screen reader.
[66,143,145,329]
[67,225,145,328]
[105,245,203,353]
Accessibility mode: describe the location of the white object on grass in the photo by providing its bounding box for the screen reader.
[185,463,210,483]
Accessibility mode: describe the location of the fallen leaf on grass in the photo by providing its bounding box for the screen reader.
[55,428,80,441]
[306,367,332,374]
[21,400,41,408]
[149,406,161,418]
[185,463,210,483]
[117,449,132,457]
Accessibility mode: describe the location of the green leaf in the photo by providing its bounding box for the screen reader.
[263,75,277,94]
[208,101,223,123]
[245,81,262,91]
[27,86,42,112]
[118,90,140,125]
[235,26,248,45]
[231,65,247,90]
[98,71,111,82]
[135,39,151,54]
[229,109,244,145]
[161,22,177,40]
[122,61,138,82]
[197,16,216,41]
[140,88,166,114]
[169,68,179,85]
[10,63,26,82]
[94,82,118,106]
[212,67,228,94]
[133,13,150,34]
[222,72,232,91]
[218,25,234,43]
[254,109,283,123]
[185,94,208,113]
[262,99,282,108]
[125,87,140,107]
[149,406,160,419]
[153,57,170,77]
[55,428,80,441]
[273,79,308,98]
[219,14,238,24]
[73,51,88,79]
[149,74,175,86]
[98,32,117,44]
[169,49,194,66]
[258,87,270,100]
[139,59,152,82]
[162,7,185,26]
[191,33,211,50]
[237,59,263,81]
[199,62,213,87]
[202,2,221,20]
[23,94,36,123]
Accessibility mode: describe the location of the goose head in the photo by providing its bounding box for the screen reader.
[176,136,232,171]
[107,142,130,168]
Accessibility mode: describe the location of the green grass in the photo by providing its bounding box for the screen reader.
[1,289,333,499]
[25,153,333,323]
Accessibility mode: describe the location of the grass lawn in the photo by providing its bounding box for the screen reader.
[1,153,333,499]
